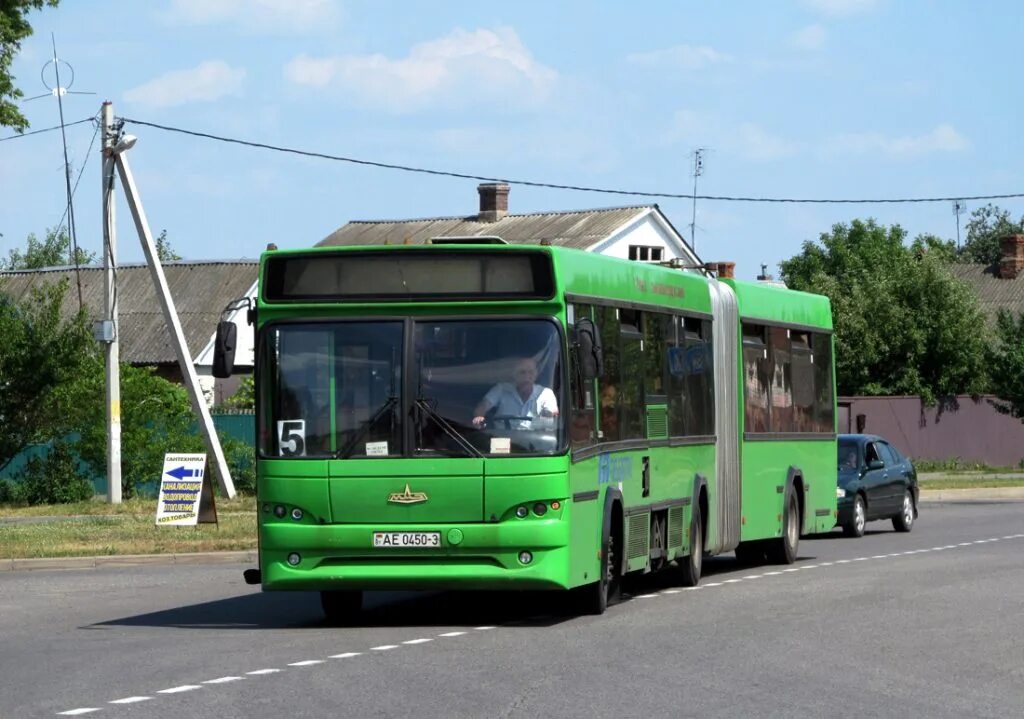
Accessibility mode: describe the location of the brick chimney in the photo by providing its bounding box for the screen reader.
[714,261,736,279]
[999,234,1024,280]
[477,183,510,223]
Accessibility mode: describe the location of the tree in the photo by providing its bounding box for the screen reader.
[1,1,60,132]
[0,277,93,471]
[779,219,988,404]
[987,310,1024,421]
[958,204,1024,266]
[1,226,95,270]
[155,229,182,262]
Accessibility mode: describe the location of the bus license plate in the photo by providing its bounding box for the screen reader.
[373,532,441,548]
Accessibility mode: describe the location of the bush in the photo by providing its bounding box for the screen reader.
[14,442,94,505]
[223,438,256,496]
[0,478,19,504]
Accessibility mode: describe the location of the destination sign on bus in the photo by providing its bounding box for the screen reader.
[263,250,555,302]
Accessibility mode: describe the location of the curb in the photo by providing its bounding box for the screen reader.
[1,550,257,573]
[919,487,1024,502]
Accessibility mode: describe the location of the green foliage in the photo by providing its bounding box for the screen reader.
[911,233,957,264]
[779,218,988,404]
[11,442,93,505]
[155,230,182,262]
[1,1,59,132]
[986,310,1024,421]
[223,437,255,495]
[54,358,206,498]
[0,278,93,469]
[222,376,255,411]
[958,204,1024,266]
[1,227,96,270]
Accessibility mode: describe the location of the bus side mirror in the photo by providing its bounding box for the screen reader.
[213,320,237,378]
[575,318,603,380]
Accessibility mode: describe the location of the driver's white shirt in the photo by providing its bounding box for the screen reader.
[483,383,558,429]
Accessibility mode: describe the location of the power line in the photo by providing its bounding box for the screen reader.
[0,116,94,143]
[118,116,1024,205]
[54,118,100,236]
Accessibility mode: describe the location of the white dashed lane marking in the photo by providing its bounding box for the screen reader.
[56,534,1023,716]
[156,685,201,694]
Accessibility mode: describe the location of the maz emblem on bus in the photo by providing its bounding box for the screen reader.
[387,484,429,505]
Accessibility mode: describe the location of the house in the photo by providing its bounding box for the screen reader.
[0,261,257,405]
[317,183,708,271]
[948,234,1024,323]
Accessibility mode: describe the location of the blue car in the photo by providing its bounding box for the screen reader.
[837,434,919,537]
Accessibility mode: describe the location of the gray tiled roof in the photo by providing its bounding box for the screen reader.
[318,205,660,249]
[949,264,1024,321]
[0,261,257,364]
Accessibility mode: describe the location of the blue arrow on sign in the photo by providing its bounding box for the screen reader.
[166,465,199,480]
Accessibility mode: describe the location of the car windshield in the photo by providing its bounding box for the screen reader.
[838,439,860,469]
[258,319,564,458]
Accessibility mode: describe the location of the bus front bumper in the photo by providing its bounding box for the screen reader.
[259,519,572,591]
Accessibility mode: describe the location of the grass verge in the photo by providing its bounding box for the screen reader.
[919,476,1024,490]
[0,496,257,559]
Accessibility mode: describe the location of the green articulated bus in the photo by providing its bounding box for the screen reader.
[217,239,837,619]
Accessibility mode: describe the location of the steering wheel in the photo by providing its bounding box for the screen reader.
[488,415,533,429]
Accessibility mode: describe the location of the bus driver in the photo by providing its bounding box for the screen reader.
[472,357,559,430]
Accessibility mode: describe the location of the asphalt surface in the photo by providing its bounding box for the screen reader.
[1,500,1022,719]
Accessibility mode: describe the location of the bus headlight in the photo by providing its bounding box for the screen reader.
[287,552,301,566]
[518,551,533,565]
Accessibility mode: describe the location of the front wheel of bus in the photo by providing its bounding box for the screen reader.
[584,518,621,615]
[320,590,362,625]
[767,492,799,565]
[678,508,703,587]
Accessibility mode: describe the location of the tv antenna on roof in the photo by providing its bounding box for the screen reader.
[952,200,967,249]
[26,34,96,310]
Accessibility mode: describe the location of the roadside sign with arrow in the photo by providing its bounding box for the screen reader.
[155,453,217,526]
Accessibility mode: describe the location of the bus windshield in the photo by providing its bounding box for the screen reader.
[258,318,564,458]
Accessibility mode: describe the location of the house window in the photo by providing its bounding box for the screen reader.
[628,245,664,262]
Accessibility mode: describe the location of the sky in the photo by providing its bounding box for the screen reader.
[2,0,1022,280]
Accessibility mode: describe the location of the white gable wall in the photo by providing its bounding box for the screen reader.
[585,208,701,268]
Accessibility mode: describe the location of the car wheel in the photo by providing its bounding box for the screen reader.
[892,490,915,533]
[843,494,866,538]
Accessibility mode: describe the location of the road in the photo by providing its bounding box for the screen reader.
[2,500,1022,719]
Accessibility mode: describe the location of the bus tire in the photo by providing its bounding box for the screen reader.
[678,506,703,587]
[767,491,800,564]
[320,590,362,624]
[582,505,622,615]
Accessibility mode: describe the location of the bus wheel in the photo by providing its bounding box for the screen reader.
[320,590,362,624]
[678,508,703,587]
[767,492,800,564]
[584,519,621,615]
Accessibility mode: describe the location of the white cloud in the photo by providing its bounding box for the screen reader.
[734,123,800,161]
[801,0,879,17]
[123,61,246,108]
[165,0,338,33]
[626,44,733,70]
[825,124,969,156]
[283,27,557,111]
[791,24,827,50]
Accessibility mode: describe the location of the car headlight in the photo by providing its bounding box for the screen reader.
[836,487,847,498]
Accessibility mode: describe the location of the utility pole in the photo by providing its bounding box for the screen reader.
[100,101,122,504]
[104,115,236,498]
[690,148,705,253]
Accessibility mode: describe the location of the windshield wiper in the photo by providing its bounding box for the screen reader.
[336,396,398,459]
[413,398,483,458]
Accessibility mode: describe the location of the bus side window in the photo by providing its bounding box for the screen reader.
[570,304,596,448]
[791,331,814,432]
[596,306,622,442]
[742,323,770,434]
[769,326,793,433]
[619,308,644,440]
[812,332,835,433]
